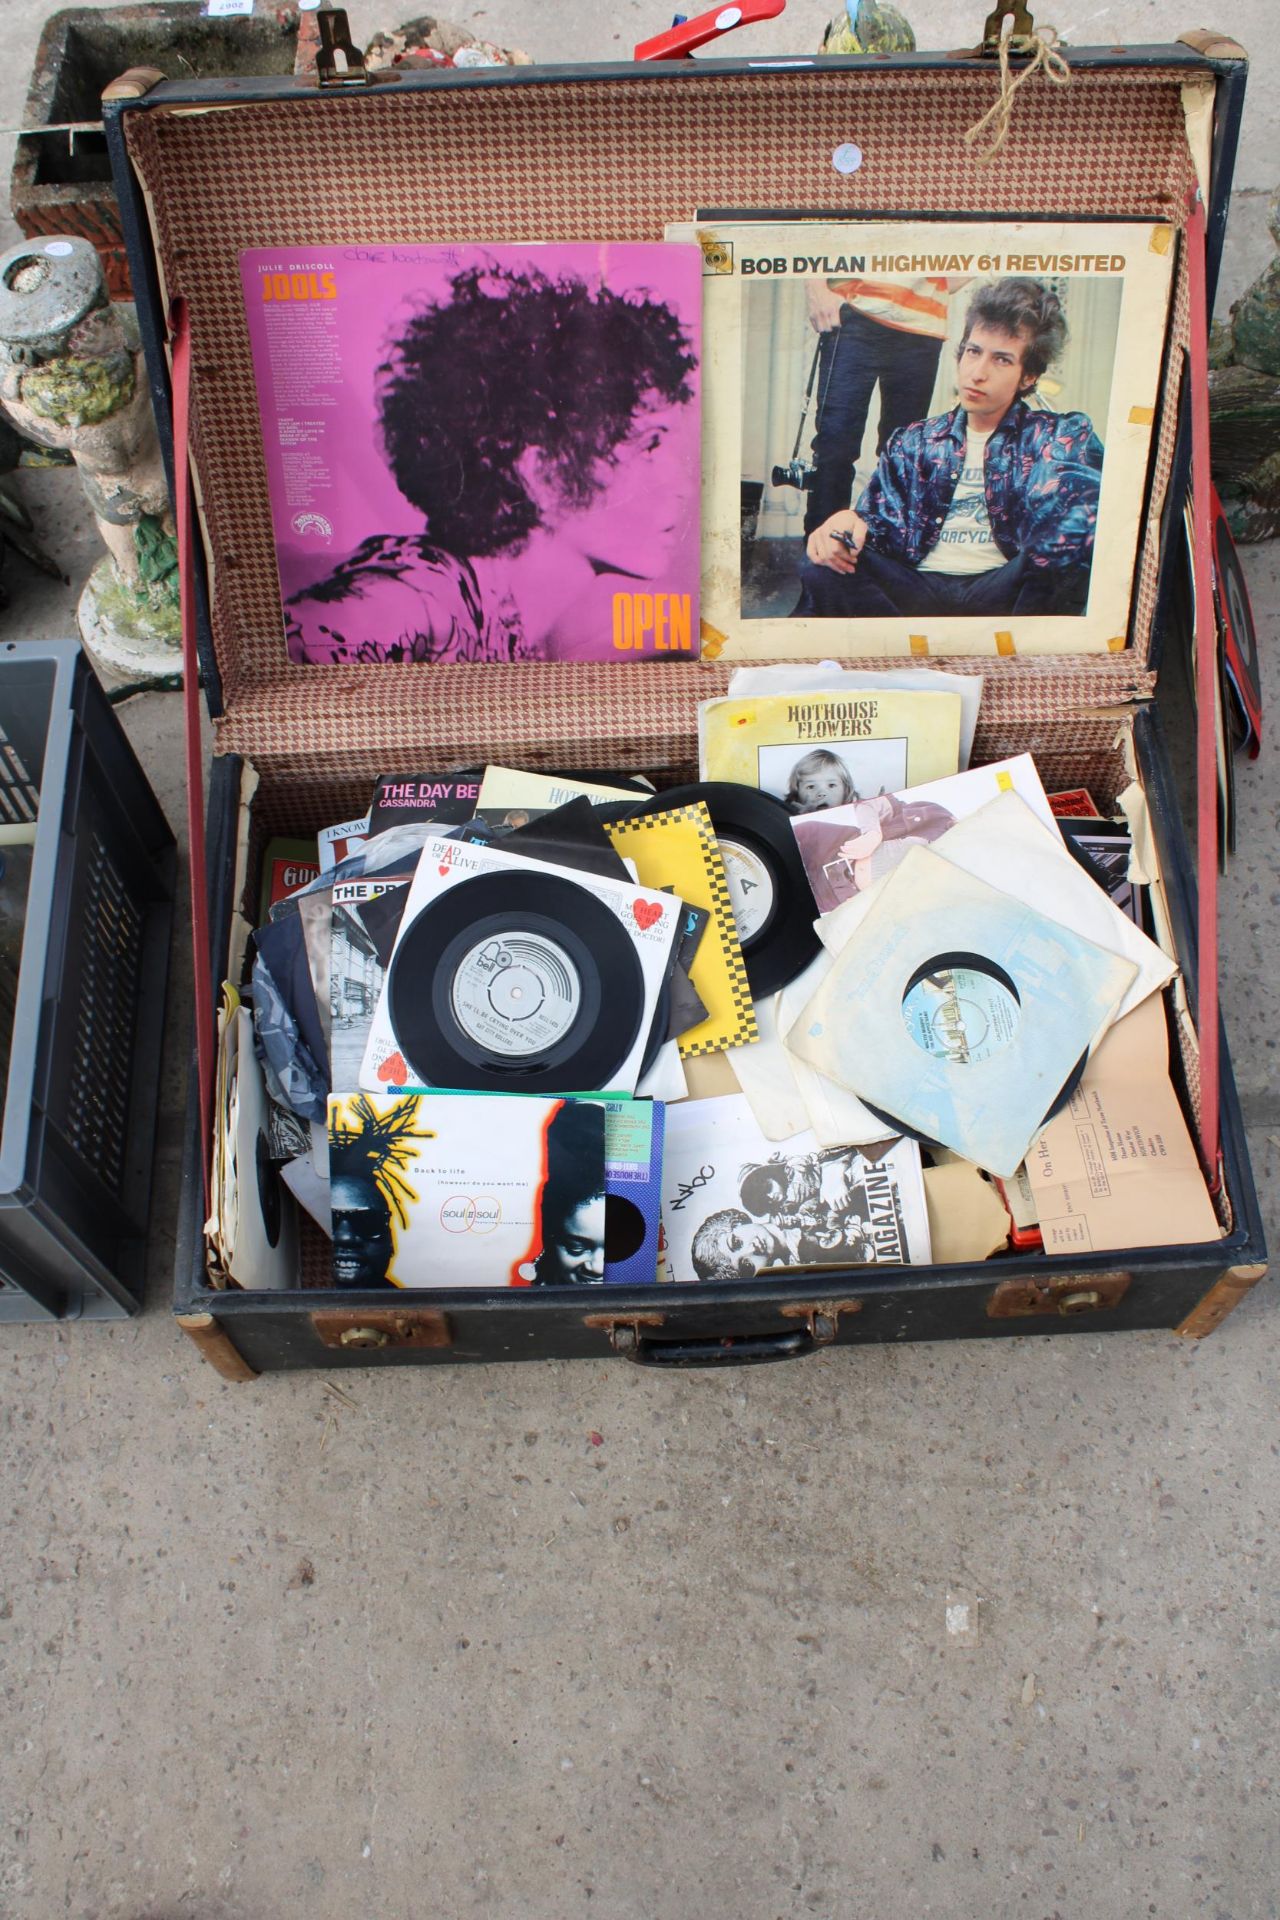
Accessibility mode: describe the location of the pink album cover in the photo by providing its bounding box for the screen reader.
[239,244,703,665]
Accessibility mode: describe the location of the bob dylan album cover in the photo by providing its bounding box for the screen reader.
[240,244,703,666]
[680,219,1174,659]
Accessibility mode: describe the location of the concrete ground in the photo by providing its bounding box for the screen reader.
[1,2,1278,1916]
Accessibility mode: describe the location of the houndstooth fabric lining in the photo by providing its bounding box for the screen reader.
[221,652,1154,798]
[124,61,1198,749]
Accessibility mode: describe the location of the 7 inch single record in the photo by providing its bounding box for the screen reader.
[859,950,1089,1145]
[386,871,645,1093]
[790,848,1139,1177]
[641,782,820,997]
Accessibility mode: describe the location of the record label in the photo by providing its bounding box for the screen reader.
[636,782,819,997]
[450,932,580,1057]
[902,965,1021,1066]
[718,837,775,944]
[383,869,653,1094]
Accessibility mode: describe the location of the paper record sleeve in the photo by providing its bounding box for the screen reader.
[386,872,646,1093]
[789,848,1139,1176]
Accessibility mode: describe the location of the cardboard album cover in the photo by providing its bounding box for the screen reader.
[328,1092,607,1289]
[241,244,703,665]
[667,218,1175,659]
[700,686,963,805]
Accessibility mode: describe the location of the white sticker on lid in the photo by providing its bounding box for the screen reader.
[832,143,864,175]
[43,241,74,257]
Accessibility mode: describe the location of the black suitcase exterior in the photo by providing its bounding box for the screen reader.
[104,31,1267,1375]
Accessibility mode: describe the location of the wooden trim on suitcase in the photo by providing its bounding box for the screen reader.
[177,1311,260,1381]
[1174,1264,1268,1340]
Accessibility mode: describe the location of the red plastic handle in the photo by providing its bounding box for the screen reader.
[635,0,786,62]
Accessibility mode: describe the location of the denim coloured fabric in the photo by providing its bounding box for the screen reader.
[856,399,1104,572]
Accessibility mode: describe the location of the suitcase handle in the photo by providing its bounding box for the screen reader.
[610,1315,837,1366]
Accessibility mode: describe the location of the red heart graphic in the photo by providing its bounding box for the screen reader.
[438,864,450,876]
[378,1050,408,1084]
[632,898,663,932]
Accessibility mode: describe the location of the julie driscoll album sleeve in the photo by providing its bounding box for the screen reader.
[240,243,703,667]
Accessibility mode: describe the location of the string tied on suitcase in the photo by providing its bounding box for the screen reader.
[964,24,1071,166]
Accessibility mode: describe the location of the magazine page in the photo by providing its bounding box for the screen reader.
[668,218,1174,659]
[241,244,703,665]
[660,1093,930,1283]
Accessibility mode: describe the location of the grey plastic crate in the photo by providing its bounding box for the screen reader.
[0,640,174,1321]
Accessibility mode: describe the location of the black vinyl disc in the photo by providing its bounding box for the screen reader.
[386,871,645,1093]
[640,781,822,997]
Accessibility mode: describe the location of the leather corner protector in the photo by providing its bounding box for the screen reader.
[1174,1263,1268,1339]
[176,1311,259,1382]
[1176,29,1247,60]
[102,65,168,102]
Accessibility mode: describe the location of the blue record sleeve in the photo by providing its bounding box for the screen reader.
[604,1096,665,1285]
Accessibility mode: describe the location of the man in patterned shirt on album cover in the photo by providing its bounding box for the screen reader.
[796,277,1103,621]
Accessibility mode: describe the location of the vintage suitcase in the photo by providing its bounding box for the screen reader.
[103,10,1266,1375]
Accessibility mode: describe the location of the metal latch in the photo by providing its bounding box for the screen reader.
[310,1307,452,1350]
[582,1312,665,1355]
[314,9,369,88]
[779,1298,863,1343]
[980,2,1036,52]
[986,1272,1132,1319]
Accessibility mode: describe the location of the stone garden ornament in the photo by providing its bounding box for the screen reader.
[0,234,179,680]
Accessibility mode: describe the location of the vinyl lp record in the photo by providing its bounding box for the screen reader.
[386,871,646,1093]
[641,782,821,997]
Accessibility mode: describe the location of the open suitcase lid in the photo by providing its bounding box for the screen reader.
[102,29,1246,785]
